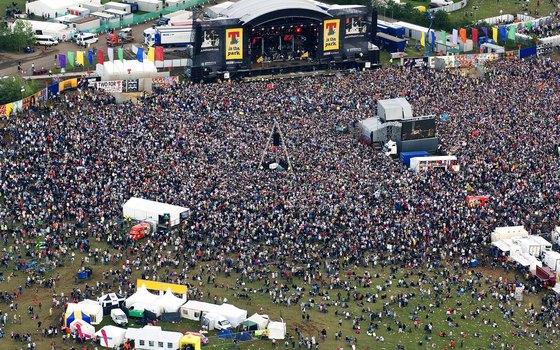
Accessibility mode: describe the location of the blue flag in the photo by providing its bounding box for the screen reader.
[499,26,507,42]
[431,31,435,45]
[87,50,94,65]
[137,48,143,62]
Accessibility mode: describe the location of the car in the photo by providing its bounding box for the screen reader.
[75,33,98,47]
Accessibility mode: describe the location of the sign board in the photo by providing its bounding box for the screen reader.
[225,28,243,60]
[125,79,139,92]
[137,279,187,295]
[323,19,340,51]
[152,76,179,87]
[96,80,123,93]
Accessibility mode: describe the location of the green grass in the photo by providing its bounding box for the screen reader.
[0,0,26,18]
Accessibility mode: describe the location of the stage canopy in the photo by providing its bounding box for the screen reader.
[217,0,332,25]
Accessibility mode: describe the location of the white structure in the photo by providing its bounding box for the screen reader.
[542,250,560,272]
[377,98,412,122]
[68,6,90,16]
[12,19,73,41]
[511,236,552,257]
[127,0,162,13]
[207,1,235,18]
[26,0,101,18]
[490,226,529,243]
[104,1,132,14]
[125,326,183,350]
[71,16,101,32]
[510,252,542,272]
[96,326,127,348]
[154,288,186,313]
[91,11,117,24]
[98,292,126,309]
[103,8,133,22]
[66,301,104,325]
[246,313,269,330]
[122,197,189,227]
[409,156,458,173]
[180,300,219,321]
[70,319,96,340]
[268,321,287,340]
[80,2,105,13]
[214,303,247,327]
[125,285,159,308]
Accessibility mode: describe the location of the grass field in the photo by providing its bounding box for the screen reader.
[0,227,555,350]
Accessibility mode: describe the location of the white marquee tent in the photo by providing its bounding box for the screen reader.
[122,197,189,228]
[96,60,158,81]
[214,303,247,328]
[95,325,127,348]
[66,301,104,325]
[26,0,101,18]
[125,284,159,308]
[154,288,186,313]
[246,313,269,330]
[70,319,96,340]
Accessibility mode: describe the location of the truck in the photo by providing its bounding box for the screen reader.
[144,26,194,47]
[552,226,560,245]
[400,151,428,167]
[202,312,232,331]
[490,226,529,243]
[542,250,560,273]
[534,265,556,288]
[110,308,128,326]
[107,28,134,46]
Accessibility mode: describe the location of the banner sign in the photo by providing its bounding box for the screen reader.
[225,28,243,60]
[96,80,123,93]
[125,79,139,92]
[152,76,179,87]
[323,19,340,51]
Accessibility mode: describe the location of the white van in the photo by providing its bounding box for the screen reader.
[35,35,59,46]
[76,33,99,47]
[110,309,128,326]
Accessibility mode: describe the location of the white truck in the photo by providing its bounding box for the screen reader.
[202,312,232,331]
[542,250,560,273]
[490,226,529,243]
[111,309,128,326]
[552,226,560,245]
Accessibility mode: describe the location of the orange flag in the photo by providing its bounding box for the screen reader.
[459,28,467,43]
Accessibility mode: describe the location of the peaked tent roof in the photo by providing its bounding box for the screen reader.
[154,288,186,313]
[125,284,159,308]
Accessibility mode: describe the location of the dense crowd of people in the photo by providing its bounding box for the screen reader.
[0,56,559,349]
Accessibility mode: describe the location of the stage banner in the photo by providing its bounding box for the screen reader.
[96,80,123,93]
[323,19,340,51]
[152,76,179,87]
[225,28,243,60]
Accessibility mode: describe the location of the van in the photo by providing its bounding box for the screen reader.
[202,312,232,331]
[110,309,128,326]
[35,35,59,46]
[76,33,98,47]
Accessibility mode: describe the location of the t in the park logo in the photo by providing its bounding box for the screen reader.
[226,28,243,60]
[323,19,340,51]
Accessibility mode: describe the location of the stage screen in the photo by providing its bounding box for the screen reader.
[401,119,436,141]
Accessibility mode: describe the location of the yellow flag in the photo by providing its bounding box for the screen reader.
[147,47,155,62]
[420,32,425,47]
[5,103,13,118]
[76,51,84,66]
[492,27,498,42]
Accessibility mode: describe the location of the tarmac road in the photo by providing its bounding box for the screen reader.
[0,22,153,78]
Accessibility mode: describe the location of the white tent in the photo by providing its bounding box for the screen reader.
[180,300,219,320]
[96,325,126,348]
[246,313,269,330]
[95,60,159,82]
[26,0,101,18]
[125,326,183,350]
[11,19,73,41]
[70,319,96,340]
[268,321,286,340]
[214,303,247,327]
[66,301,104,325]
[154,288,186,313]
[122,197,189,228]
[125,284,159,308]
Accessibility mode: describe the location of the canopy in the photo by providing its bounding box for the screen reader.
[70,319,95,340]
[246,313,269,330]
[155,288,186,313]
[240,320,258,331]
[98,292,126,308]
[65,311,91,327]
[180,334,201,350]
[214,303,247,327]
[268,321,286,340]
[125,284,159,308]
[95,325,126,348]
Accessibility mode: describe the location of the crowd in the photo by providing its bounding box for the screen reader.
[0,56,559,349]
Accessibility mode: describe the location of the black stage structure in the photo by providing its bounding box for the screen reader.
[188,0,379,81]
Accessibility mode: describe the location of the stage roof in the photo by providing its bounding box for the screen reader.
[218,0,331,24]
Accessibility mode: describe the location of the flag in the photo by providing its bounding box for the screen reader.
[481,27,488,37]
[472,28,478,46]
[526,21,533,30]
[137,47,143,62]
[431,31,435,46]
[492,27,498,42]
[75,322,84,341]
[440,30,446,44]
[452,29,458,44]
[507,25,516,41]
[459,28,467,43]
[59,54,66,69]
[118,47,124,62]
[101,328,109,347]
[67,51,75,67]
[76,51,84,66]
[499,26,506,42]
[108,47,114,62]
[87,50,93,65]
[147,47,155,62]
[155,46,164,61]
[97,50,104,65]
[420,32,425,47]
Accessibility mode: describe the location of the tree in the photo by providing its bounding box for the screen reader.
[0,76,39,105]
[0,20,35,52]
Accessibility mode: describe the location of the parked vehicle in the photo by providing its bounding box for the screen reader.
[110,309,128,326]
[76,33,98,47]
[35,35,58,46]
